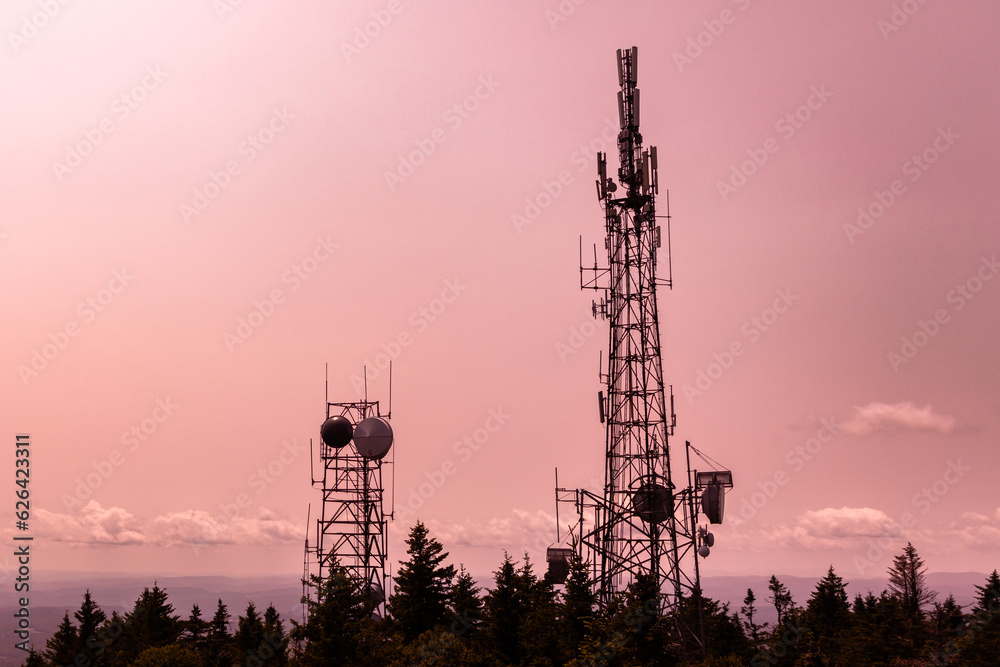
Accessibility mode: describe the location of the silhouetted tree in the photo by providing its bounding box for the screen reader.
[389,521,456,642]
[73,590,107,664]
[20,647,46,667]
[449,564,484,638]
[767,575,795,627]
[482,551,524,664]
[560,550,596,661]
[516,554,562,664]
[741,588,766,648]
[181,603,209,654]
[887,542,936,623]
[262,603,290,666]
[44,612,79,667]
[846,590,911,664]
[234,602,266,665]
[802,566,851,660]
[202,599,234,666]
[291,566,386,666]
[955,570,1000,666]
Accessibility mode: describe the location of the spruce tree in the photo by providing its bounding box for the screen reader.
[234,602,266,665]
[44,612,79,667]
[766,574,795,627]
[20,648,46,667]
[203,598,234,667]
[560,550,596,660]
[955,570,1000,665]
[482,551,522,664]
[516,554,561,664]
[741,588,764,647]
[887,542,936,622]
[449,564,484,637]
[181,603,209,652]
[290,567,384,666]
[262,603,290,666]
[804,566,851,659]
[73,590,107,666]
[389,521,456,641]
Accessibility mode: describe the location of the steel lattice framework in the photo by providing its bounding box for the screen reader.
[554,47,729,652]
[304,398,391,619]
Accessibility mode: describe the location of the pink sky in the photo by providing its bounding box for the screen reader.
[2,1,999,586]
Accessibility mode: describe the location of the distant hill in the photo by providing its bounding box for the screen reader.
[2,570,990,664]
[701,571,987,626]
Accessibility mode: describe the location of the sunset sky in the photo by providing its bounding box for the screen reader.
[3,1,999,588]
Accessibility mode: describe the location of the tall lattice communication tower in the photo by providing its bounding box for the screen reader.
[304,370,394,620]
[552,46,733,651]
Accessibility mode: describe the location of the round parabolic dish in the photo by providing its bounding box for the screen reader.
[320,415,353,448]
[354,417,393,459]
[632,482,673,524]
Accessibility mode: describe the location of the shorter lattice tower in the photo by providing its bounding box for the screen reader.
[304,368,394,620]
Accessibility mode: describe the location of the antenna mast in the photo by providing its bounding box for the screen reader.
[553,46,733,655]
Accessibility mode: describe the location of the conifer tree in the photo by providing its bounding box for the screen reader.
[560,550,596,660]
[389,521,456,641]
[803,566,851,659]
[203,598,234,667]
[766,575,795,627]
[20,647,46,667]
[449,564,484,637]
[955,570,1000,665]
[887,542,936,622]
[482,551,523,664]
[44,612,79,667]
[291,566,386,666]
[234,602,266,665]
[181,603,209,652]
[741,588,764,647]
[516,554,562,663]
[262,603,290,666]
[73,590,107,666]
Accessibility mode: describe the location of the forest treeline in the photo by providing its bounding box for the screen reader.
[21,523,1000,666]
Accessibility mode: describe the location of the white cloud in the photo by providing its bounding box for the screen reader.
[728,507,908,552]
[945,512,1000,551]
[35,501,148,545]
[413,509,559,561]
[32,502,302,548]
[842,402,957,435]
